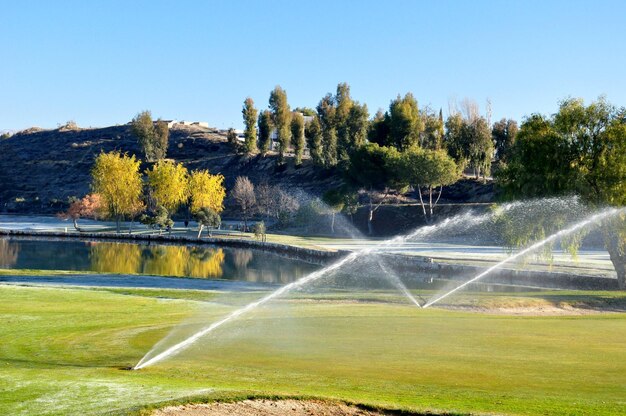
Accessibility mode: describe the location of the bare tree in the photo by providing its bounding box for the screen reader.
[232,176,256,232]
[255,182,274,220]
[460,98,480,122]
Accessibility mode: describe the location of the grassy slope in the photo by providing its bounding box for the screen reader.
[1,285,625,416]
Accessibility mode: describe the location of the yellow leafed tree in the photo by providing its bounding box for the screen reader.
[145,160,190,213]
[91,151,144,232]
[188,170,226,214]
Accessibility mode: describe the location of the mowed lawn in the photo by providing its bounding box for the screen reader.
[1,285,625,416]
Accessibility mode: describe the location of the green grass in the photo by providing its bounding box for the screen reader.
[1,285,625,416]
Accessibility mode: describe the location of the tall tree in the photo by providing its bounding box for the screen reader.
[334,82,354,163]
[258,110,273,156]
[444,112,467,167]
[346,102,369,154]
[498,97,626,288]
[269,86,291,164]
[388,93,423,150]
[317,94,338,167]
[465,116,494,179]
[232,176,256,232]
[91,151,144,233]
[291,112,305,166]
[242,97,258,154]
[492,118,519,162]
[305,115,324,166]
[420,107,445,150]
[131,111,169,162]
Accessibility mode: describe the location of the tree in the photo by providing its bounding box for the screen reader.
[368,109,391,146]
[492,118,519,162]
[399,147,459,221]
[269,86,291,164]
[255,182,274,220]
[388,93,423,150]
[305,115,324,166]
[91,151,144,233]
[140,205,174,235]
[322,188,345,233]
[58,194,103,231]
[188,170,226,214]
[291,112,305,166]
[420,107,445,150]
[345,102,369,154]
[258,110,273,156]
[498,97,626,288]
[242,97,258,154]
[194,207,221,238]
[346,143,405,234]
[317,94,338,167]
[145,160,189,215]
[253,221,267,242]
[444,112,467,167]
[131,111,168,162]
[232,176,256,231]
[227,128,241,153]
[465,116,494,179]
[334,82,354,163]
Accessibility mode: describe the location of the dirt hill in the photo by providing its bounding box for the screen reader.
[0,124,343,214]
[0,124,495,235]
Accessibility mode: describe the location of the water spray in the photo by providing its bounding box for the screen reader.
[132,201,526,369]
[423,208,623,308]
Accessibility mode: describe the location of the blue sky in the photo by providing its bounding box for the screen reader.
[1,0,625,131]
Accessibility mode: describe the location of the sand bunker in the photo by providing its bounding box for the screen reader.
[152,399,403,416]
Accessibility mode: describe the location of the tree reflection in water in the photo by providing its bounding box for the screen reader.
[0,239,19,268]
[89,242,224,278]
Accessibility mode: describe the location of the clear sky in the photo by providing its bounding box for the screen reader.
[1,0,625,131]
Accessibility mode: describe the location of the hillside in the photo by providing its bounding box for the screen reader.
[0,124,344,214]
[0,124,495,235]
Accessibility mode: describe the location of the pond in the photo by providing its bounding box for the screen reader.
[0,236,549,293]
[0,237,319,284]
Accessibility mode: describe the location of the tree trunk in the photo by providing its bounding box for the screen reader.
[428,186,434,218]
[331,213,336,234]
[128,220,134,235]
[604,228,626,289]
[72,218,81,232]
[116,217,121,234]
[197,224,204,239]
[416,185,428,221]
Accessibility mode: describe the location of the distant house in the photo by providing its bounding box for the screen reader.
[161,120,178,128]
[162,120,210,129]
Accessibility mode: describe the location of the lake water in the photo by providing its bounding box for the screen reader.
[0,237,319,284]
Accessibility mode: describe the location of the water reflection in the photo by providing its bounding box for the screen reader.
[0,239,19,268]
[89,243,225,278]
[0,237,318,283]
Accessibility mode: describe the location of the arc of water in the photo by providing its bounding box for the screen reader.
[423,208,622,308]
[134,202,523,369]
[375,257,421,308]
